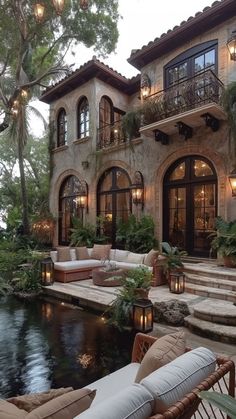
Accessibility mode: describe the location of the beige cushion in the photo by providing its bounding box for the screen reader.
[26,389,96,419]
[127,252,145,264]
[7,388,73,413]
[56,247,71,262]
[75,247,90,260]
[144,249,159,266]
[0,399,27,418]
[135,330,185,383]
[113,249,129,262]
[91,244,111,260]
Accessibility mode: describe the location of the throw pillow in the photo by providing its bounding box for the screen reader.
[7,388,73,413]
[144,249,159,267]
[0,399,27,418]
[56,247,71,262]
[91,244,111,260]
[26,388,96,419]
[135,330,185,383]
[75,247,90,260]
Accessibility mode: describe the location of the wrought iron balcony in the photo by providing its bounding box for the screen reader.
[97,119,140,150]
[141,70,224,127]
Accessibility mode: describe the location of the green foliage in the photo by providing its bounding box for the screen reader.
[199,391,236,418]
[0,276,13,296]
[70,217,108,247]
[13,252,45,294]
[121,110,141,140]
[116,215,158,253]
[221,82,236,160]
[161,242,187,273]
[210,216,236,257]
[125,266,152,290]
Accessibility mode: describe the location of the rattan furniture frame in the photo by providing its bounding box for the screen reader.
[131,333,235,419]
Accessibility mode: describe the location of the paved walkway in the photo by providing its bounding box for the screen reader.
[44,280,236,361]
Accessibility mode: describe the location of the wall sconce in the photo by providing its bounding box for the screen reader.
[82,160,89,170]
[133,299,153,333]
[130,171,144,210]
[228,171,236,197]
[140,73,151,99]
[227,30,236,61]
[41,257,54,286]
[169,272,185,294]
[75,181,88,212]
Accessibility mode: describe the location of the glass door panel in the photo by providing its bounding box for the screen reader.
[193,184,216,253]
[168,187,186,249]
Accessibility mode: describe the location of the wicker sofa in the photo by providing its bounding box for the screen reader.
[50,246,165,286]
[75,332,235,419]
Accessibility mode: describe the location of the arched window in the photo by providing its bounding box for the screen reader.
[78,97,89,139]
[97,167,132,247]
[59,175,85,245]
[163,155,217,257]
[57,108,67,147]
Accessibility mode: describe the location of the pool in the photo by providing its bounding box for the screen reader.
[0,295,134,398]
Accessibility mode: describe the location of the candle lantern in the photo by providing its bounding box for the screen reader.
[133,299,153,333]
[169,272,185,294]
[41,257,54,285]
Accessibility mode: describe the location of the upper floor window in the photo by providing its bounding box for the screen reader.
[99,96,113,128]
[165,40,217,88]
[57,108,67,147]
[78,97,89,139]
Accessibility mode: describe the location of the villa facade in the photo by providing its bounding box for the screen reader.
[41,0,236,257]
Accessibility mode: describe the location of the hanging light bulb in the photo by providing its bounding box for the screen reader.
[52,0,65,16]
[34,3,45,22]
[80,0,89,11]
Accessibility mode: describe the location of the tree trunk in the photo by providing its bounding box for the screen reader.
[17,140,29,235]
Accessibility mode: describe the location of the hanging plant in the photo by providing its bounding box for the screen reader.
[221,82,236,164]
[121,110,141,141]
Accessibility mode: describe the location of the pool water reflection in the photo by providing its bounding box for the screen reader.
[0,296,134,398]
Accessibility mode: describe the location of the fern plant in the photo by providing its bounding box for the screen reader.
[210,216,236,260]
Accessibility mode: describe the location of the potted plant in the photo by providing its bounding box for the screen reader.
[210,216,236,267]
[161,242,187,282]
[124,266,152,299]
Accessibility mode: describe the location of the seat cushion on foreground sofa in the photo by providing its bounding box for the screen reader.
[141,346,216,414]
[135,330,185,383]
[75,384,154,419]
[1,389,96,419]
[54,260,102,271]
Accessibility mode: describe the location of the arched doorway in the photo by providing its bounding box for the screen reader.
[163,156,217,257]
[59,176,85,245]
[97,167,132,247]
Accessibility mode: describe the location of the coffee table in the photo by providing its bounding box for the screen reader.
[92,267,126,287]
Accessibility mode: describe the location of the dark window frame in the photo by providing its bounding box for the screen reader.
[57,108,67,147]
[77,96,89,139]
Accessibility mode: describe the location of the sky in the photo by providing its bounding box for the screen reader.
[32,0,214,134]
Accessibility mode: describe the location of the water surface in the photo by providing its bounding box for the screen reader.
[0,296,134,398]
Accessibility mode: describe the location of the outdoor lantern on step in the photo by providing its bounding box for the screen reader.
[133,299,153,333]
[169,272,185,294]
[41,257,54,286]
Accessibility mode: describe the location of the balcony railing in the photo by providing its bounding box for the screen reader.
[97,119,140,150]
[142,70,224,126]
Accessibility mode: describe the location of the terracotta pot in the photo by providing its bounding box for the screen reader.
[223,256,236,268]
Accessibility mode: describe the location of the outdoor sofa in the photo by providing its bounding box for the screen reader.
[50,245,165,286]
[1,331,234,419]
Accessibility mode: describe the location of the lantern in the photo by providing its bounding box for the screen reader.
[140,73,151,99]
[133,299,153,333]
[75,194,87,209]
[130,171,144,209]
[52,0,65,16]
[34,3,45,22]
[227,31,236,61]
[80,0,89,11]
[228,171,236,197]
[41,257,54,285]
[169,272,185,294]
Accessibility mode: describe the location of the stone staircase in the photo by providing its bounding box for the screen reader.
[183,261,236,343]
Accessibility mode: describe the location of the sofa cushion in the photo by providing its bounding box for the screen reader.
[56,247,71,262]
[75,247,90,260]
[144,249,159,267]
[54,260,101,271]
[113,249,129,262]
[141,347,216,414]
[26,389,96,419]
[88,362,140,406]
[0,399,27,418]
[127,252,145,264]
[111,261,153,272]
[50,251,58,263]
[135,330,185,383]
[76,384,154,419]
[91,244,112,260]
[7,388,74,413]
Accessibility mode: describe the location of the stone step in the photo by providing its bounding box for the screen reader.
[184,283,236,303]
[185,273,236,292]
[184,314,236,344]
[184,262,236,281]
[192,300,236,326]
